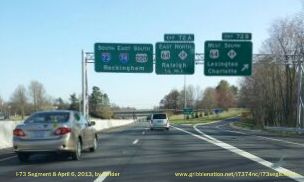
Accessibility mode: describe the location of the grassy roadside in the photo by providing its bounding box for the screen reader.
[169,108,246,125]
[233,119,302,136]
[232,118,261,130]
[232,116,301,137]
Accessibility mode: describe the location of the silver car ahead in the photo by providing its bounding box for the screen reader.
[13,110,98,162]
[149,113,170,130]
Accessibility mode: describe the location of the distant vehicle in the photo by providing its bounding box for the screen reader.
[213,108,224,114]
[149,113,170,131]
[13,110,98,162]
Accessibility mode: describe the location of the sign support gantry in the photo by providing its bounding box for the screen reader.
[82,51,304,128]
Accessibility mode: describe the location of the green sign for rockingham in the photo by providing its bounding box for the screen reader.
[155,42,195,75]
[204,41,252,76]
[94,43,153,73]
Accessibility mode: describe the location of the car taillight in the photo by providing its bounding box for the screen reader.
[54,127,71,135]
[13,129,26,137]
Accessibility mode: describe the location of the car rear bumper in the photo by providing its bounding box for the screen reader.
[150,123,170,129]
[13,135,76,152]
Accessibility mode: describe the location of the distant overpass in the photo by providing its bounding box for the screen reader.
[112,109,208,118]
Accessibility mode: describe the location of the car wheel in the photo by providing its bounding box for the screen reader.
[166,128,169,131]
[72,140,82,160]
[17,152,30,162]
[89,137,98,152]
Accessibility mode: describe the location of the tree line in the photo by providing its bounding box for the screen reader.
[0,81,113,119]
[238,12,304,127]
[159,80,238,112]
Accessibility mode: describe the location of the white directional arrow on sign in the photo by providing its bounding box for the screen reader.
[227,49,237,59]
[241,64,249,71]
[178,50,188,60]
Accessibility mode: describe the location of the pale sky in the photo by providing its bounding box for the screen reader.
[0,0,302,109]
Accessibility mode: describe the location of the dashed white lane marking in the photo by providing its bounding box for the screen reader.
[132,139,139,145]
[0,155,17,162]
[142,131,145,135]
[94,171,111,182]
[173,126,304,182]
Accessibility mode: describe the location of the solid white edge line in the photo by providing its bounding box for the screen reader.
[0,155,17,162]
[172,125,304,182]
[212,123,247,135]
[94,171,111,182]
[205,122,304,147]
[132,139,139,145]
[258,136,304,147]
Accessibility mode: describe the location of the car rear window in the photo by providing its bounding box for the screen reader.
[24,112,70,124]
[152,114,166,119]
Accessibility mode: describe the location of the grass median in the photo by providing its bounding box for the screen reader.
[170,108,246,125]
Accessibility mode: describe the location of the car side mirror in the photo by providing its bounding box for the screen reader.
[90,121,96,126]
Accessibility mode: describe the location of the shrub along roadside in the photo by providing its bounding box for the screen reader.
[170,108,246,125]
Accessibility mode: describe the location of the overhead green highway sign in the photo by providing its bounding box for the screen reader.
[164,34,194,42]
[222,32,252,40]
[204,41,252,76]
[94,43,153,73]
[155,42,195,75]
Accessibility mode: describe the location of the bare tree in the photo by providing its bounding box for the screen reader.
[10,85,28,119]
[0,96,4,113]
[176,85,196,109]
[186,85,195,108]
[240,14,304,127]
[28,80,47,111]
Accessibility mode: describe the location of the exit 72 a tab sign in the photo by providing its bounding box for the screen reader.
[204,41,252,76]
[94,43,153,73]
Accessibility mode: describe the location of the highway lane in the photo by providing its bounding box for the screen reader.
[0,120,300,182]
[195,118,304,180]
[0,122,148,182]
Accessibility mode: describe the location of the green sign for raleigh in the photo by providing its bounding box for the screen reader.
[155,42,195,75]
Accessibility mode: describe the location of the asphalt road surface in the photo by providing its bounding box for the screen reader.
[1,118,304,182]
